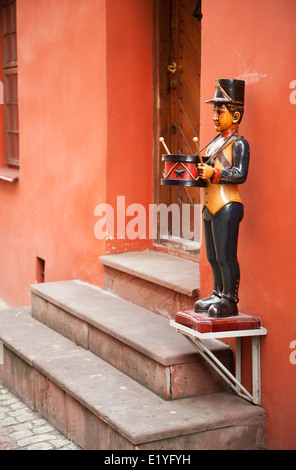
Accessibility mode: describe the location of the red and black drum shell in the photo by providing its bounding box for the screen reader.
[161,154,207,187]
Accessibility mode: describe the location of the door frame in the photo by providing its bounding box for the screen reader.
[152,0,201,260]
[152,0,171,245]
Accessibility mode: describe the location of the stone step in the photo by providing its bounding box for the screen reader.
[0,308,265,450]
[30,280,232,400]
[99,250,200,318]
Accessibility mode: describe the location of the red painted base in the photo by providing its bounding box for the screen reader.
[175,310,261,334]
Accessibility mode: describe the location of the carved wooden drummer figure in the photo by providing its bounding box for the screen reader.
[194,79,250,317]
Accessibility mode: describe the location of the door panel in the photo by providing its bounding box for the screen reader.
[154,0,202,254]
[169,0,202,222]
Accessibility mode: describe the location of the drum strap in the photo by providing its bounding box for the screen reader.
[203,127,239,166]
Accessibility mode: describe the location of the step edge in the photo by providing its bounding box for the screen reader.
[30,282,231,367]
[0,308,264,446]
[99,252,199,297]
[3,342,264,446]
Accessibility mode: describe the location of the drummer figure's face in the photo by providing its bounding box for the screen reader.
[213,104,238,133]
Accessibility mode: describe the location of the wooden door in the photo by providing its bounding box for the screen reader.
[154,0,202,254]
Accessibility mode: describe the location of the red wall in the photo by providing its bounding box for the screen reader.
[106,0,153,254]
[200,0,296,449]
[0,0,154,306]
[0,0,108,305]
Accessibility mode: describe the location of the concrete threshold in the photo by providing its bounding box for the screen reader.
[99,250,199,297]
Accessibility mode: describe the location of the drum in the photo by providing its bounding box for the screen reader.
[161,154,207,187]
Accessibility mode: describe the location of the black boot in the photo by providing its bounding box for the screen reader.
[208,297,238,318]
[194,290,221,313]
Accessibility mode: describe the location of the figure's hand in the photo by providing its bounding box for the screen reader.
[197,163,214,180]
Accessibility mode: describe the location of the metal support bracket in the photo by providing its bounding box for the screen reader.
[170,320,267,405]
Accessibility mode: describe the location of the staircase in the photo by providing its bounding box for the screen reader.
[0,250,265,450]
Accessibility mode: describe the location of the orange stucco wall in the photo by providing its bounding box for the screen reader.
[105,0,153,254]
[0,0,153,307]
[200,0,296,449]
[0,0,108,305]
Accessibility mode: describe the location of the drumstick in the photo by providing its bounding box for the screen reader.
[159,137,170,155]
[193,137,203,165]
